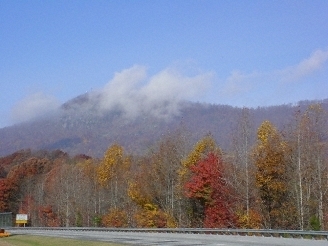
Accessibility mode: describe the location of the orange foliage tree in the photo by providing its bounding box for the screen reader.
[102,208,128,227]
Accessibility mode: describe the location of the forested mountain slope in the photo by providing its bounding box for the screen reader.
[0,95,327,157]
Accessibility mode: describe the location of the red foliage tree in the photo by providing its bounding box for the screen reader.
[185,152,236,228]
[38,205,60,227]
[0,178,15,212]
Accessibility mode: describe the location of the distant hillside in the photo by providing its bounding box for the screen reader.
[0,95,327,157]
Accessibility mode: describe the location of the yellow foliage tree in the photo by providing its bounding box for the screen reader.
[133,206,177,228]
[253,120,295,229]
[128,181,152,207]
[236,208,262,229]
[128,181,177,228]
[97,144,130,187]
[97,144,131,211]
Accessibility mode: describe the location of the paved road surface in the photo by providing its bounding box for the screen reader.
[8,229,328,246]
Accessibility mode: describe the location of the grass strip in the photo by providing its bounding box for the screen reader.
[0,234,126,246]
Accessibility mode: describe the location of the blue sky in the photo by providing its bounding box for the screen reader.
[1,1,327,128]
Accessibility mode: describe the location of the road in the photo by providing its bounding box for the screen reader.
[7,228,328,246]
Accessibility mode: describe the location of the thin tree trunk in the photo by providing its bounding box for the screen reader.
[297,132,304,230]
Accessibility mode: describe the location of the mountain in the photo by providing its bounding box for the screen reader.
[0,94,327,158]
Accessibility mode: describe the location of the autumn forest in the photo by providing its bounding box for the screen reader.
[0,103,327,230]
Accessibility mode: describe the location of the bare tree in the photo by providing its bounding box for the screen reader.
[228,108,256,226]
[287,104,328,230]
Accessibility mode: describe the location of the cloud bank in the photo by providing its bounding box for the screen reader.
[96,64,214,119]
[11,64,214,124]
[10,48,327,125]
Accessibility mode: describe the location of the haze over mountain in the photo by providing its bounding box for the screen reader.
[1,82,327,158]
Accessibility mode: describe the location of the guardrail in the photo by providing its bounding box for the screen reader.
[8,227,328,240]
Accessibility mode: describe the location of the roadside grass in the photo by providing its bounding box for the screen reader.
[0,234,126,246]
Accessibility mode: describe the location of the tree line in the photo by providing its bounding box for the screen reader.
[0,104,327,230]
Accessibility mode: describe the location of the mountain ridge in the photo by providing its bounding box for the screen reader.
[1,95,327,157]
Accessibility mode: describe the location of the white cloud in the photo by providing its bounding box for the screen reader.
[96,64,214,119]
[99,65,147,118]
[140,67,212,117]
[278,48,328,82]
[11,92,61,124]
[216,48,328,107]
